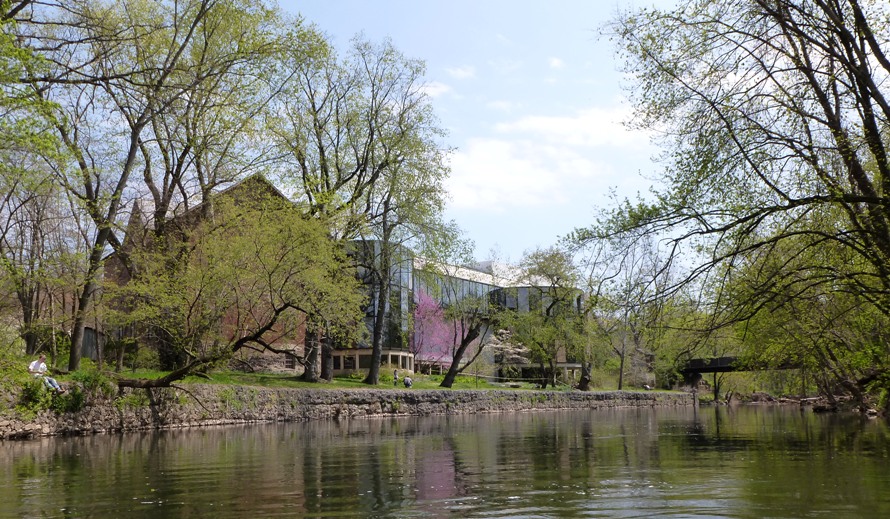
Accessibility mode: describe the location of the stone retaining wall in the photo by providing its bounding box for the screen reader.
[0,386,694,439]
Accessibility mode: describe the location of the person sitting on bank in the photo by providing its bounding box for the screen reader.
[28,354,65,394]
[403,376,413,388]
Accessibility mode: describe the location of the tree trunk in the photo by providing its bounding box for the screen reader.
[21,310,38,355]
[116,343,125,372]
[68,234,108,371]
[94,315,103,370]
[69,313,87,372]
[440,325,482,388]
[364,234,393,386]
[577,361,592,391]
[320,334,333,382]
[617,349,626,390]
[301,328,320,382]
[364,275,389,385]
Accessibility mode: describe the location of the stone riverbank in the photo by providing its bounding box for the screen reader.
[0,385,694,440]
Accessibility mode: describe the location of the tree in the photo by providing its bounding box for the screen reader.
[723,232,890,408]
[598,0,890,402]
[0,171,70,354]
[136,0,296,237]
[413,245,495,388]
[13,0,269,371]
[0,0,83,357]
[104,195,365,388]
[359,157,450,386]
[270,35,450,383]
[495,247,585,389]
[604,236,670,389]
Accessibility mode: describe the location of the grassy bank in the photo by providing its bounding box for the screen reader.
[3,355,591,419]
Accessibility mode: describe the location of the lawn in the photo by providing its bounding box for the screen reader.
[176,370,548,391]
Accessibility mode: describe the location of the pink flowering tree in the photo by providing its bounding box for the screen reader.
[413,286,491,387]
[412,289,454,367]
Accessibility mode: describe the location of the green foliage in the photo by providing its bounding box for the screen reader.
[17,378,51,415]
[51,387,86,413]
[0,335,28,397]
[493,246,587,388]
[17,379,86,416]
[129,346,161,371]
[217,388,245,410]
[586,366,619,390]
[104,196,365,382]
[113,390,151,409]
[598,0,890,405]
[70,365,116,400]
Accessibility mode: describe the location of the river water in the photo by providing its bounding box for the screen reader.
[1,405,889,518]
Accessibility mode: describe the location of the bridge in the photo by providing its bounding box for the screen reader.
[681,356,799,386]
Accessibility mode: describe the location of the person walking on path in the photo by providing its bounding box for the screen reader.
[28,355,65,394]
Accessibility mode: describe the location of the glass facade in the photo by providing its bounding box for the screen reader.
[412,265,501,366]
[348,240,415,351]
[340,241,585,377]
[490,286,584,315]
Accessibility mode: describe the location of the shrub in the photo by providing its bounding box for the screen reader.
[114,390,151,409]
[18,378,53,412]
[131,346,160,371]
[17,379,87,416]
[51,387,86,413]
[70,365,116,400]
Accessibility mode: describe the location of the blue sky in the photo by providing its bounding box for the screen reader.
[277,0,669,263]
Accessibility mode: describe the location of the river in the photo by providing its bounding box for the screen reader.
[1,405,888,518]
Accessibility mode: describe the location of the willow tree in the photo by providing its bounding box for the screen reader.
[595,0,890,403]
[270,35,451,383]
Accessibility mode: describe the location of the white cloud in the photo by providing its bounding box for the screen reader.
[445,105,655,213]
[494,105,649,148]
[446,66,475,79]
[421,81,452,98]
[486,100,519,112]
[488,59,522,74]
[446,137,611,212]
[549,57,565,69]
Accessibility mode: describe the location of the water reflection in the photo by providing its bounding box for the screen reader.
[1,406,889,518]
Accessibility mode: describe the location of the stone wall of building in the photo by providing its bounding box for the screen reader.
[0,386,694,439]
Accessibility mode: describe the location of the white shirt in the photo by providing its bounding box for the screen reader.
[29,360,47,377]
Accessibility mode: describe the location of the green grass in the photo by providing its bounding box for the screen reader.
[117,369,533,391]
[2,352,637,395]
[192,371,504,390]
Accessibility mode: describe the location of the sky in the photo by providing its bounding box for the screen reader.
[277,0,669,263]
